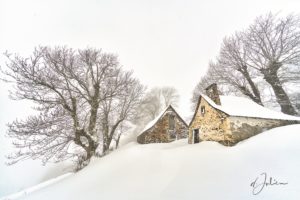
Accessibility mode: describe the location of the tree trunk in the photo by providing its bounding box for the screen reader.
[88,84,100,137]
[238,86,259,104]
[102,142,108,154]
[115,134,121,149]
[102,119,123,154]
[74,129,98,170]
[243,72,263,106]
[262,69,297,115]
[103,135,113,153]
[238,66,263,106]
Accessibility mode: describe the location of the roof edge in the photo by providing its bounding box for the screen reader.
[189,94,300,126]
[138,105,188,136]
[189,94,229,126]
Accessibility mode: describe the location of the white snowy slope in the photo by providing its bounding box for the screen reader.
[6,124,300,200]
[0,173,73,200]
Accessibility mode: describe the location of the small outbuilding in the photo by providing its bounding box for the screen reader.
[137,105,188,144]
[189,83,300,146]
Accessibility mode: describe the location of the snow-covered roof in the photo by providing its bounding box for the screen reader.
[139,107,170,135]
[199,94,300,121]
[138,105,187,136]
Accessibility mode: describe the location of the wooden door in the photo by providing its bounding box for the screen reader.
[194,129,200,143]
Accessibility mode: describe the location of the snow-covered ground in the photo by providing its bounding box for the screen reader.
[0,173,73,200]
[0,158,72,198]
[3,124,300,200]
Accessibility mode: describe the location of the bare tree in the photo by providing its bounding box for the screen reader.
[190,59,255,111]
[113,122,131,149]
[191,33,264,110]
[191,62,221,110]
[244,13,300,115]
[161,87,180,107]
[134,86,180,128]
[218,34,264,105]
[98,70,144,154]
[139,87,162,120]
[1,46,144,168]
[192,13,300,115]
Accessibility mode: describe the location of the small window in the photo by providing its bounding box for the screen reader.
[169,115,175,130]
[201,106,205,116]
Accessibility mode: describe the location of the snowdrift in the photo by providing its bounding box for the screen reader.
[4,124,300,200]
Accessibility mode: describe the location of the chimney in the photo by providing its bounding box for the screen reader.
[205,83,221,105]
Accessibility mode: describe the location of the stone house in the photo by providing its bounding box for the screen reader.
[189,83,300,146]
[137,105,188,144]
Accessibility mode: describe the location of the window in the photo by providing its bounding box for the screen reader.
[169,115,175,130]
[201,106,205,116]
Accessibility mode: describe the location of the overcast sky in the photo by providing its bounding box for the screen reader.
[0,0,300,196]
[1,0,300,118]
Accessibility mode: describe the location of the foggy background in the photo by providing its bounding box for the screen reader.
[1,0,299,197]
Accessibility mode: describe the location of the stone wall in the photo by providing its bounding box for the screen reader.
[227,116,299,144]
[188,97,230,144]
[137,109,188,144]
[189,96,300,146]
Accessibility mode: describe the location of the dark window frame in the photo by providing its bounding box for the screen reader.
[200,106,205,116]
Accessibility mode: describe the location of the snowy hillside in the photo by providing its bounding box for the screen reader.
[4,124,300,200]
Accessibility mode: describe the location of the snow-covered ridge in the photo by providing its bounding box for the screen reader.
[0,173,73,200]
[7,124,300,200]
[200,94,300,121]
